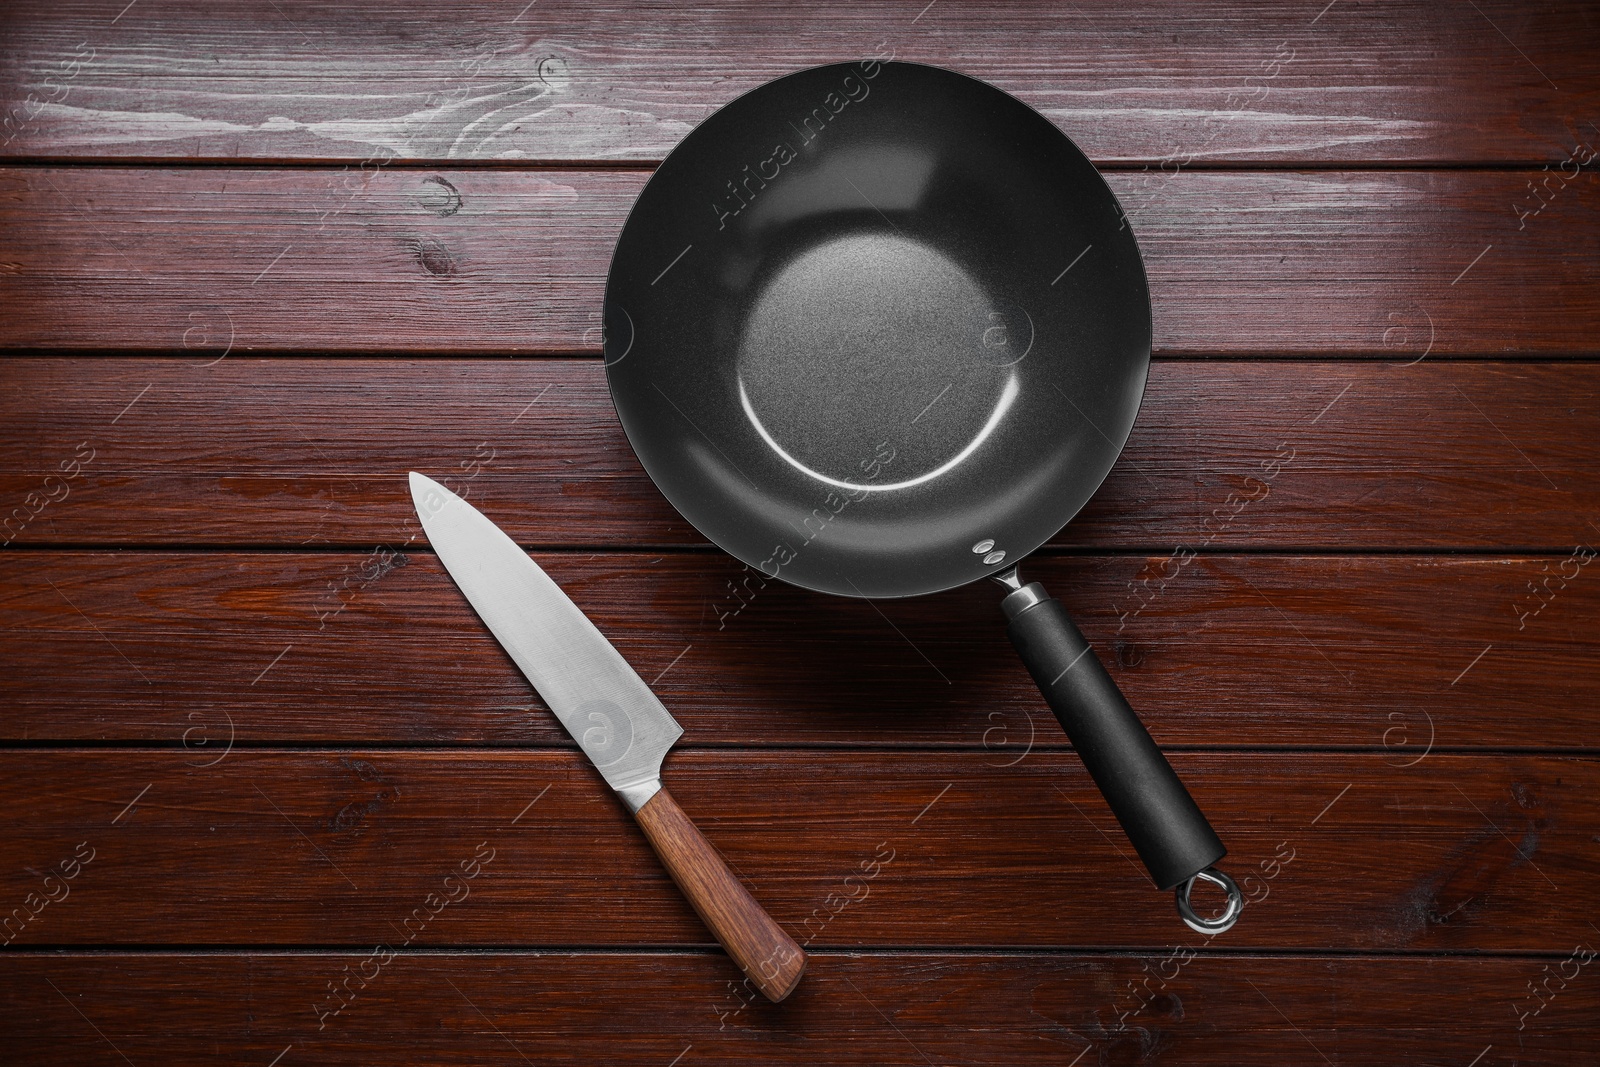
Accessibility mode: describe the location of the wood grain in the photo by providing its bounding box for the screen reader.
[2,551,1593,750]
[0,751,1592,952]
[1,952,1592,1065]
[2,1,1595,165]
[634,786,806,1001]
[1,358,1596,549]
[4,2,1598,1058]
[1,168,1596,353]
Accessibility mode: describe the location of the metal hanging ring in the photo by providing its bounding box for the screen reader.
[1175,866,1243,935]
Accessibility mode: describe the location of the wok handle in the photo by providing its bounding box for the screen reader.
[633,786,807,1001]
[1002,579,1241,933]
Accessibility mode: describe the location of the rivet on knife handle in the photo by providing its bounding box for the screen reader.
[632,786,806,1001]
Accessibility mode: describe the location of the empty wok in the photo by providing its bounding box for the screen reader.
[602,60,1242,932]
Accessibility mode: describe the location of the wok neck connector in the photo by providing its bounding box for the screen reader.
[990,563,1025,593]
[993,566,1050,621]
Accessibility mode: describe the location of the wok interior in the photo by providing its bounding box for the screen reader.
[605,62,1151,598]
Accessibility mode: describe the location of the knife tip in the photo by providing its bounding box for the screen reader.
[408,470,448,520]
[408,470,444,498]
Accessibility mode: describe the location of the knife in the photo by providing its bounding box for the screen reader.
[408,472,805,1002]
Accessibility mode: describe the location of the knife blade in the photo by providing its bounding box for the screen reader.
[408,472,805,1001]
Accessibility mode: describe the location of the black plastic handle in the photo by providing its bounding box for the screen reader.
[1003,581,1225,892]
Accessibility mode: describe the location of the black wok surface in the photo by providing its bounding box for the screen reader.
[605,61,1151,598]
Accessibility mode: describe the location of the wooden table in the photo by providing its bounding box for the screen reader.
[3,2,1597,1063]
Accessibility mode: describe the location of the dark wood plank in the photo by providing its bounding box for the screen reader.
[1,952,1593,1065]
[3,551,1595,749]
[1,358,1595,548]
[0,751,1593,951]
[2,1,1595,164]
[2,2,1594,1059]
[2,168,1597,353]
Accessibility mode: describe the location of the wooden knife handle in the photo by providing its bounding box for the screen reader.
[633,787,806,1002]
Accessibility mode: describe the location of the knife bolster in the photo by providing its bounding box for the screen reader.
[616,775,663,813]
